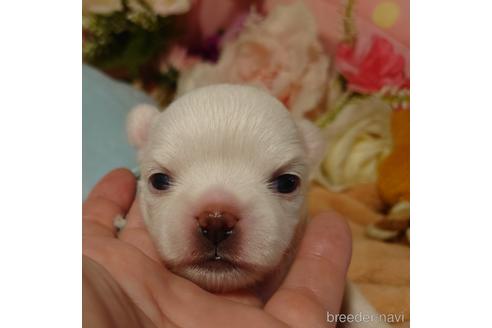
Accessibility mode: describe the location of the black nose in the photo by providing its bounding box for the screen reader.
[200,222,232,245]
[197,211,237,246]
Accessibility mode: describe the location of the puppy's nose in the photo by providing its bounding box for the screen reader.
[197,211,238,246]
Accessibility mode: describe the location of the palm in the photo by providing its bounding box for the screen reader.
[83,169,351,328]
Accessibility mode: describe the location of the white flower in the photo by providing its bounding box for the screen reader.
[314,96,393,190]
[83,0,190,16]
[83,0,122,15]
[143,0,191,16]
[177,2,329,117]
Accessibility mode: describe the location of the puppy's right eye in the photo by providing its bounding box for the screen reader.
[149,173,171,191]
[271,174,300,194]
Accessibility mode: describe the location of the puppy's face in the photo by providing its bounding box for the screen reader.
[128,85,323,292]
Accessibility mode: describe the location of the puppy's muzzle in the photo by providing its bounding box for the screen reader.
[196,210,238,246]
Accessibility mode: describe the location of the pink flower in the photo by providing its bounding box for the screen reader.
[335,35,409,93]
[160,46,201,72]
[178,0,253,50]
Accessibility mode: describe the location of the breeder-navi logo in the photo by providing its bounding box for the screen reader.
[326,312,405,324]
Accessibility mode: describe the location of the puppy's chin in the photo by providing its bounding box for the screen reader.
[167,257,269,293]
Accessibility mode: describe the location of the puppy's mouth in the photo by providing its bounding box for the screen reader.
[173,252,251,273]
[191,256,241,272]
[167,252,266,292]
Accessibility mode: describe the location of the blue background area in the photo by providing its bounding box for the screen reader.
[82,65,155,198]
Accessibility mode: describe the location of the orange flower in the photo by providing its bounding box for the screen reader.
[377,109,410,205]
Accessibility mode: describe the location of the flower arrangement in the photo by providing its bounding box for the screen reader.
[176,2,329,117]
[83,0,410,242]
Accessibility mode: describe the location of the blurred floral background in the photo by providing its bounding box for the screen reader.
[83,0,410,324]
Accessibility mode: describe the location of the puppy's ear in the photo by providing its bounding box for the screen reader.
[127,104,159,149]
[295,119,326,168]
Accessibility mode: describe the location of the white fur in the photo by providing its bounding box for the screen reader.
[127,103,159,149]
[127,84,322,291]
[113,214,127,231]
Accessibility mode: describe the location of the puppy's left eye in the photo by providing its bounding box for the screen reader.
[271,174,300,194]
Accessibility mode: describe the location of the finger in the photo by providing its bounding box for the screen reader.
[124,197,146,229]
[83,239,176,327]
[86,168,136,208]
[219,290,263,307]
[265,211,352,328]
[119,200,162,261]
[83,256,161,328]
[83,168,136,237]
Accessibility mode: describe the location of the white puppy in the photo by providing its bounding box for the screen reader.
[126,84,324,293]
[125,84,392,327]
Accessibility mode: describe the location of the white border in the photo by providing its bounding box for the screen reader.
[412,1,492,326]
[1,0,492,326]
[0,1,81,327]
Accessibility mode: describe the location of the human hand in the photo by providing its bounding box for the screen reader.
[83,168,352,327]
